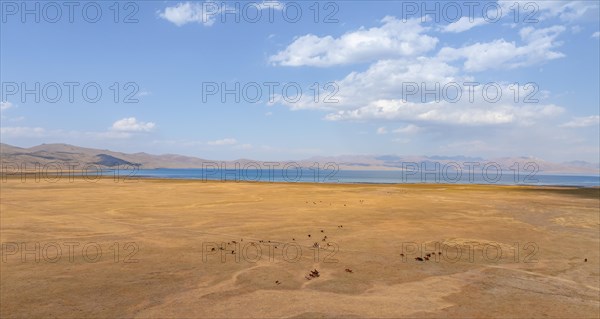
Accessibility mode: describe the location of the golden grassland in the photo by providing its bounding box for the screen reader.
[1,177,599,318]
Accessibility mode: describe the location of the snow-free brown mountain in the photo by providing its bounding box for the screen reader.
[1,143,598,174]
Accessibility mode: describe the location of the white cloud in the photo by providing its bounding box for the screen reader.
[325,99,563,126]
[269,16,438,67]
[111,117,156,132]
[441,17,486,33]
[159,2,223,26]
[0,101,14,111]
[208,138,237,145]
[273,57,459,111]
[498,1,599,22]
[592,31,600,38]
[263,12,591,159]
[159,1,283,26]
[272,54,564,128]
[393,124,421,134]
[438,25,566,72]
[560,115,600,128]
[1,102,24,123]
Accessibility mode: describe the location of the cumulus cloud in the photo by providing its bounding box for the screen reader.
[498,0,599,22]
[441,17,487,33]
[271,52,564,128]
[272,57,459,111]
[269,16,438,67]
[324,98,563,126]
[0,101,14,111]
[592,31,600,38]
[393,124,422,134]
[159,1,283,26]
[208,138,237,145]
[111,117,156,132]
[264,9,598,160]
[560,115,600,128]
[159,2,224,26]
[438,25,566,72]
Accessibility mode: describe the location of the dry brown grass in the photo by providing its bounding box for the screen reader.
[1,177,598,318]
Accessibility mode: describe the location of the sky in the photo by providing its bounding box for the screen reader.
[1,0,599,162]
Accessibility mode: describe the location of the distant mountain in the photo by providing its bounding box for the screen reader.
[1,143,598,175]
[562,161,600,171]
[0,143,211,169]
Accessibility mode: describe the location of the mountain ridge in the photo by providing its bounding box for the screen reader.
[1,143,598,174]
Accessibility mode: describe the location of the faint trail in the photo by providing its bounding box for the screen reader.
[482,264,600,292]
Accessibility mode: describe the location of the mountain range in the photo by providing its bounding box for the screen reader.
[1,143,598,175]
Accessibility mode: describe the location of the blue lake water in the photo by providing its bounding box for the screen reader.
[126,168,600,187]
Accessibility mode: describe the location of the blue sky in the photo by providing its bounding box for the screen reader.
[1,0,599,162]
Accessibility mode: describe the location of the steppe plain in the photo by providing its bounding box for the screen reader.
[1,177,599,318]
